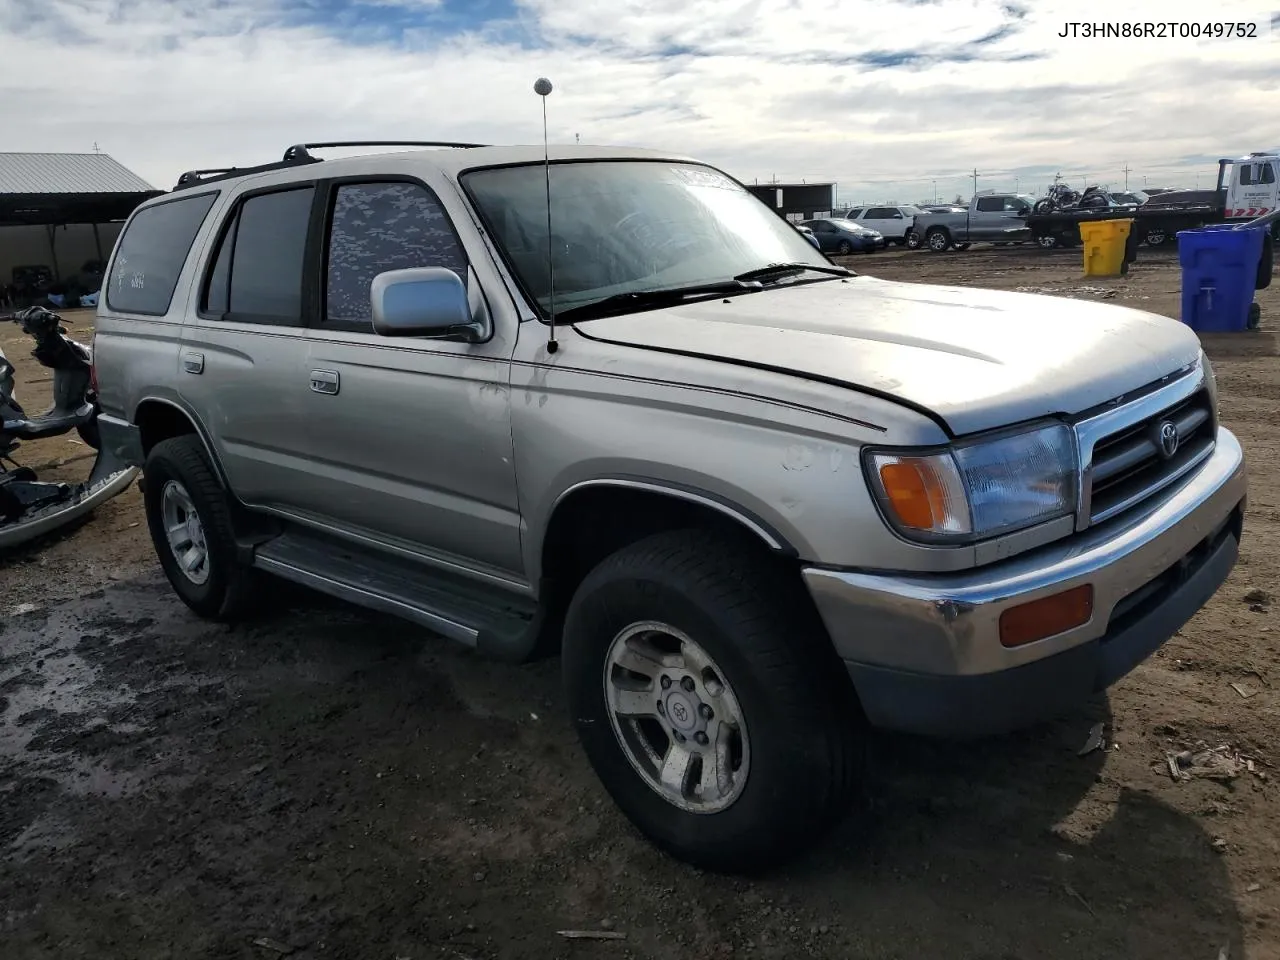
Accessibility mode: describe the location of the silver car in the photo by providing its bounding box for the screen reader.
[93,141,1247,873]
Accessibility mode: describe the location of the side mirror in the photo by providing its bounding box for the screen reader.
[370,267,481,341]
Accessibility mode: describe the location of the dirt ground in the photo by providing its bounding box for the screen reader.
[2,246,1278,960]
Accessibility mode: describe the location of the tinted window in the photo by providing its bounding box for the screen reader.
[106,193,217,315]
[975,196,1005,212]
[204,187,314,323]
[845,209,864,218]
[865,207,897,219]
[1262,163,1276,185]
[1241,165,1254,186]
[325,181,467,329]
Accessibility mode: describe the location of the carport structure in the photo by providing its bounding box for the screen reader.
[0,152,161,285]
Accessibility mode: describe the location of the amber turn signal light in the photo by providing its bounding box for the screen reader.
[998,584,1094,648]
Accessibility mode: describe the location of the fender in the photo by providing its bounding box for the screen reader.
[130,394,231,488]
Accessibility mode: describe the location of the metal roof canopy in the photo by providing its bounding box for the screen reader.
[0,152,161,227]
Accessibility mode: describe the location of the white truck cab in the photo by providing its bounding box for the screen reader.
[1222,152,1279,219]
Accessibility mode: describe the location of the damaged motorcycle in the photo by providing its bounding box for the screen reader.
[0,306,137,549]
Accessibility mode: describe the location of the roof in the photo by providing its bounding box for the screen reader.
[0,152,156,195]
[166,143,713,194]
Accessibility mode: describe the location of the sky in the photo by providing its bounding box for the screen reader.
[0,0,1276,205]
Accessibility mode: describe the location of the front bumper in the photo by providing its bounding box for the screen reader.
[803,428,1247,739]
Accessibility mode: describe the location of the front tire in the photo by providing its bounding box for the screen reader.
[143,435,259,621]
[835,240,853,255]
[562,530,863,873]
[926,228,951,252]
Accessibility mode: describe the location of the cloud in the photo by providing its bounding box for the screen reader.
[0,0,1273,202]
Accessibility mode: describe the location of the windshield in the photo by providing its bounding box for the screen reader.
[461,160,832,318]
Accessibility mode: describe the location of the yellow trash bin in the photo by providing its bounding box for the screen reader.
[1080,218,1134,277]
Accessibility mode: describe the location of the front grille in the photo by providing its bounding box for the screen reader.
[1086,388,1215,525]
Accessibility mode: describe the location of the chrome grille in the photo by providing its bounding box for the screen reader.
[1084,388,1215,526]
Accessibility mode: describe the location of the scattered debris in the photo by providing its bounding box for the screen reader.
[1247,882,1263,893]
[1230,682,1256,699]
[1243,588,1273,606]
[1218,945,1229,960]
[251,937,294,955]
[1078,722,1106,756]
[10,603,39,616]
[557,930,626,941]
[1166,745,1252,783]
[1212,838,1228,853]
[1063,881,1096,917]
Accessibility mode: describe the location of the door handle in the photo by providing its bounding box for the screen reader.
[182,351,204,375]
[310,369,340,395]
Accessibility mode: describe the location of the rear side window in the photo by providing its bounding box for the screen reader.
[845,208,863,218]
[323,181,468,331]
[106,192,217,315]
[203,186,315,324]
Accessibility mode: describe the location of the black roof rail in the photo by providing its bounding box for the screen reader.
[172,155,322,191]
[282,140,489,162]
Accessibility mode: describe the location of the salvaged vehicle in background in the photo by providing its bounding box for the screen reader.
[92,141,1247,873]
[1,306,136,549]
[908,191,1036,251]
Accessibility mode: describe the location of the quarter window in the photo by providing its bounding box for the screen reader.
[107,192,217,316]
[323,181,468,330]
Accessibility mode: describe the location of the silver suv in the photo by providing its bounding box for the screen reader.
[93,141,1247,872]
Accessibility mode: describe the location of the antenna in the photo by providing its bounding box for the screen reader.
[535,77,558,354]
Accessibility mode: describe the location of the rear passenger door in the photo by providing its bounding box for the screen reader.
[299,177,522,580]
[178,183,321,512]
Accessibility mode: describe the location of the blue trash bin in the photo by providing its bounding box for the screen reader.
[1177,224,1266,332]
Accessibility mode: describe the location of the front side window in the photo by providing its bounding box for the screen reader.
[107,192,217,315]
[975,196,1005,212]
[462,160,831,319]
[203,186,315,324]
[324,181,468,330]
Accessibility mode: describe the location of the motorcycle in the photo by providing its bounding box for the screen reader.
[1,306,138,549]
[1032,183,1113,215]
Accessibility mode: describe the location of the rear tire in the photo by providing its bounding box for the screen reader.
[143,435,260,621]
[905,231,922,250]
[562,530,864,874]
[836,240,853,255]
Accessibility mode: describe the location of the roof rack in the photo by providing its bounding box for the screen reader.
[281,140,488,162]
[172,140,488,191]
[173,156,321,191]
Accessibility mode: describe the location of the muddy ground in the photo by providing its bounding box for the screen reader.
[2,246,1278,960]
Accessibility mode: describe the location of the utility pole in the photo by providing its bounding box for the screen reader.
[932,179,937,203]
[1122,161,1131,190]
[92,142,101,154]
[972,167,979,196]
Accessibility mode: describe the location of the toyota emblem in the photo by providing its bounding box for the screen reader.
[1157,420,1179,459]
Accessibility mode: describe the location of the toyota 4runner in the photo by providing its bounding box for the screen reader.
[91,141,1247,872]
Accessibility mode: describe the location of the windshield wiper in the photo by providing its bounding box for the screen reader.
[554,279,764,323]
[733,262,852,283]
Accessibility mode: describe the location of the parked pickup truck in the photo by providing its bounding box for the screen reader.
[910,191,1036,251]
[93,141,1247,874]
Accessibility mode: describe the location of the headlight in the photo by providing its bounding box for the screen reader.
[865,423,1078,543]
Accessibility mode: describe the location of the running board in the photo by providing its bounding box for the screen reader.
[250,529,540,658]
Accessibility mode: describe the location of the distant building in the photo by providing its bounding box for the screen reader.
[0,152,160,292]
[743,182,836,222]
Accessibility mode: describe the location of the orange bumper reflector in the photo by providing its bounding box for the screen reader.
[999,584,1094,648]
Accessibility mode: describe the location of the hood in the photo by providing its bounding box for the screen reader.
[572,275,1201,436]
